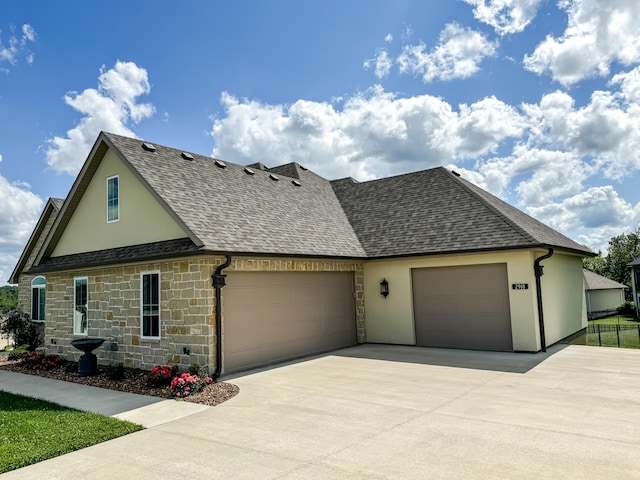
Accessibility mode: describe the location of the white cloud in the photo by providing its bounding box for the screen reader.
[465,0,543,35]
[384,34,393,43]
[396,23,497,82]
[527,186,640,248]
[45,61,155,175]
[211,86,524,180]
[0,173,43,284]
[363,49,392,79]
[0,23,36,67]
[524,0,640,86]
[522,85,640,179]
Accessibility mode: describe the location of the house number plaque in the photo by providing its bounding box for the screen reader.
[512,283,529,290]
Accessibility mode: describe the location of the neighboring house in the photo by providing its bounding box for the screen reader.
[9,132,593,375]
[583,269,627,319]
[629,258,640,317]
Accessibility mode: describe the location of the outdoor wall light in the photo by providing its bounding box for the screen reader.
[380,278,389,298]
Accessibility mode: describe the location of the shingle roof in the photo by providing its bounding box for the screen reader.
[583,269,628,290]
[30,238,202,274]
[102,133,366,258]
[629,258,640,267]
[30,133,593,275]
[331,167,592,258]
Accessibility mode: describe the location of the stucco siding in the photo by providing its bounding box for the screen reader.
[539,253,587,346]
[363,250,540,352]
[52,149,187,257]
[586,289,625,318]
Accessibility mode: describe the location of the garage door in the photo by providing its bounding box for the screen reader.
[223,271,356,373]
[412,263,512,351]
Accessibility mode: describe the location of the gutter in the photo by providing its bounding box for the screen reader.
[211,255,232,380]
[534,248,554,352]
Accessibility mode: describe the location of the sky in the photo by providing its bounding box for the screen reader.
[2,0,640,284]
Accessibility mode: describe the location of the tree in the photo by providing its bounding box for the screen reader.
[583,226,640,300]
[0,309,41,349]
[583,252,605,276]
[0,286,18,314]
[605,227,640,289]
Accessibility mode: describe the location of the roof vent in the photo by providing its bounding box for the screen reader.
[299,165,308,171]
[269,173,280,181]
[181,152,194,161]
[451,170,461,177]
[142,142,156,152]
[243,167,255,175]
[292,180,301,187]
[214,160,227,169]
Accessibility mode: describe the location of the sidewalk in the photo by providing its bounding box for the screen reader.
[0,369,209,427]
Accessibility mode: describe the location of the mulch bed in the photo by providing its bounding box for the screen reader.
[0,354,239,407]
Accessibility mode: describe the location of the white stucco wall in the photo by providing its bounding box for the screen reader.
[537,252,587,346]
[52,149,187,257]
[585,289,625,318]
[363,250,541,352]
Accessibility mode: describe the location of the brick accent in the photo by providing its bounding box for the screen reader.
[17,254,365,373]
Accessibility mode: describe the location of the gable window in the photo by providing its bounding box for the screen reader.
[107,175,119,222]
[31,276,46,322]
[73,277,88,335]
[141,272,160,338]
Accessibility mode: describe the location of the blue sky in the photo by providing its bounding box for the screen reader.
[2,0,640,284]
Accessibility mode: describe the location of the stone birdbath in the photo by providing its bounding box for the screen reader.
[70,338,105,377]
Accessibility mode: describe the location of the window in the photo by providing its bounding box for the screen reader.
[74,277,88,335]
[141,272,160,338]
[107,175,119,222]
[31,276,46,322]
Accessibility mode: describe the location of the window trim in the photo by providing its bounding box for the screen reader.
[30,276,46,322]
[73,277,88,336]
[140,271,161,340]
[106,174,119,223]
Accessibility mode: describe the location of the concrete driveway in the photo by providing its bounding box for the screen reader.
[3,344,640,479]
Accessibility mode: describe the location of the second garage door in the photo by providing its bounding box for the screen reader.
[412,263,513,351]
[223,271,356,373]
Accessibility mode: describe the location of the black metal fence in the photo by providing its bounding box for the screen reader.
[585,323,640,348]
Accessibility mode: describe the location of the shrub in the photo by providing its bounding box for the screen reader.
[146,365,177,387]
[20,351,65,371]
[0,310,41,350]
[188,363,206,378]
[7,344,29,361]
[104,363,125,380]
[169,372,213,398]
[617,302,636,316]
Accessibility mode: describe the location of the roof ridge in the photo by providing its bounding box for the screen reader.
[443,168,539,245]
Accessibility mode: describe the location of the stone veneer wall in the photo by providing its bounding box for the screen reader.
[29,255,364,373]
[43,256,218,372]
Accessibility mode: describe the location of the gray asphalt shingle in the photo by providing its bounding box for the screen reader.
[331,167,591,258]
[104,133,366,258]
[32,132,592,274]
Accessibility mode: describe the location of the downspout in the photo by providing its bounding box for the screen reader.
[534,248,554,352]
[211,255,232,380]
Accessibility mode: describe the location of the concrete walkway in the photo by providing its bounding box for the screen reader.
[2,344,640,479]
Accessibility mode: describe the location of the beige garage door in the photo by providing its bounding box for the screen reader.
[412,263,512,351]
[223,271,356,373]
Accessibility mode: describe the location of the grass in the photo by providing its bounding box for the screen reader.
[573,317,640,349]
[0,390,143,473]
[589,315,639,325]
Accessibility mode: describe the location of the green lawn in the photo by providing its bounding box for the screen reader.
[589,315,639,325]
[0,390,142,473]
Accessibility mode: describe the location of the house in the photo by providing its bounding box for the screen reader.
[9,132,593,375]
[583,269,627,319]
[629,258,640,317]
